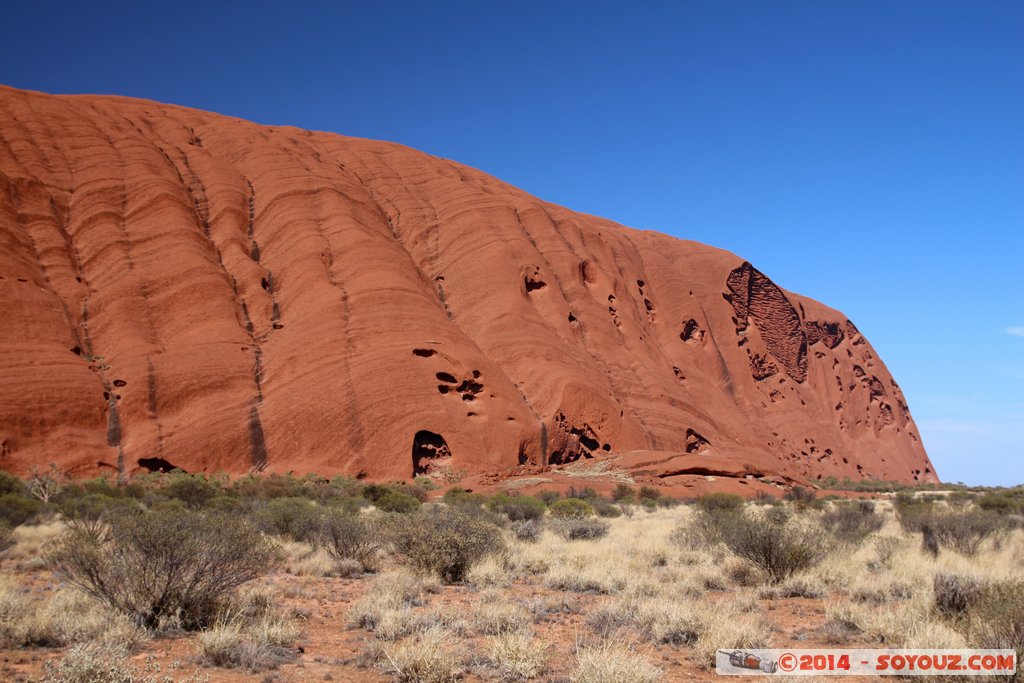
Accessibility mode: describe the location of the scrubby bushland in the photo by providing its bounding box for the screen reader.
[965,579,1024,672]
[821,501,884,544]
[698,508,826,583]
[550,517,610,541]
[317,510,385,571]
[46,508,279,630]
[387,506,505,583]
[897,502,1002,555]
[486,493,545,521]
[547,498,594,519]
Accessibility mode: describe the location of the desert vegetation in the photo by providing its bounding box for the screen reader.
[0,468,1021,681]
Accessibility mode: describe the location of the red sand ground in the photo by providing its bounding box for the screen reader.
[0,86,935,488]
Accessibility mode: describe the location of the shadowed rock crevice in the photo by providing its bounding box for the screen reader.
[137,457,180,473]
[412,430,452,475]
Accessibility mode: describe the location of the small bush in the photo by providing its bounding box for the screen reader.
[536,490,560,506]
[611,483,635,503]
[387,506,505,583]
[593,501,623,518]
[255,497,322,542]
[38,644,136,683]
[700,509,826,583]
[510,519,543,543]
[487,494,545,521]
[821,502,884,544]
[160,472,222,509]
[486,631,547,680]
[933,572,982,619]
[317,510,385,571]
[976,492,1019,515]
[384,627,460,683]
[785,485,822,509]
[550,517,610,541]
[47,508,279,630]
[442,487,486,508]
[374,490,422,514]
[0,471,26,496]
[902,506,1002,556]
[197,609,298,672]
[637,485,661,502]
[566,486,599,501]
[695,492,743,513]
[548,498,593,519]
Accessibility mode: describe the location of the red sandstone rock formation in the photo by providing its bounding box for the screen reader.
[0,86,937,485]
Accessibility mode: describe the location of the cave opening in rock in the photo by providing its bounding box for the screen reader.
[412,430,452,476]
[137,457,180,473]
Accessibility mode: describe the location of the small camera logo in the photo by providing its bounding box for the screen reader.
[728,650,779,674]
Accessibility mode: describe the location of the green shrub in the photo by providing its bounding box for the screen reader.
[255,497,322,541]
[47,508,279,630]
[160,472,222,509]
[593,501,623,518]
[566,487,599,501]
[611,483,635,503]
[0,471,26,496]
[977,493,1019,515]
[0,493,43,527]
[548,498,594,519]
[487,494,545,521]
[637,486,661,502]
[536,490,560,506]
[373,490,421,514]
[414,475,438,490]
[387,506,505,583]
[442,487,486,508]
[695,492,743,513]
[699,509,826,583]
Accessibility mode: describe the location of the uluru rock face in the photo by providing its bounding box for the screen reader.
[0,86,936,485]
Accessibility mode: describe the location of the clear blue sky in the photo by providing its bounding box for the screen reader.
[2,1,1021,485]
